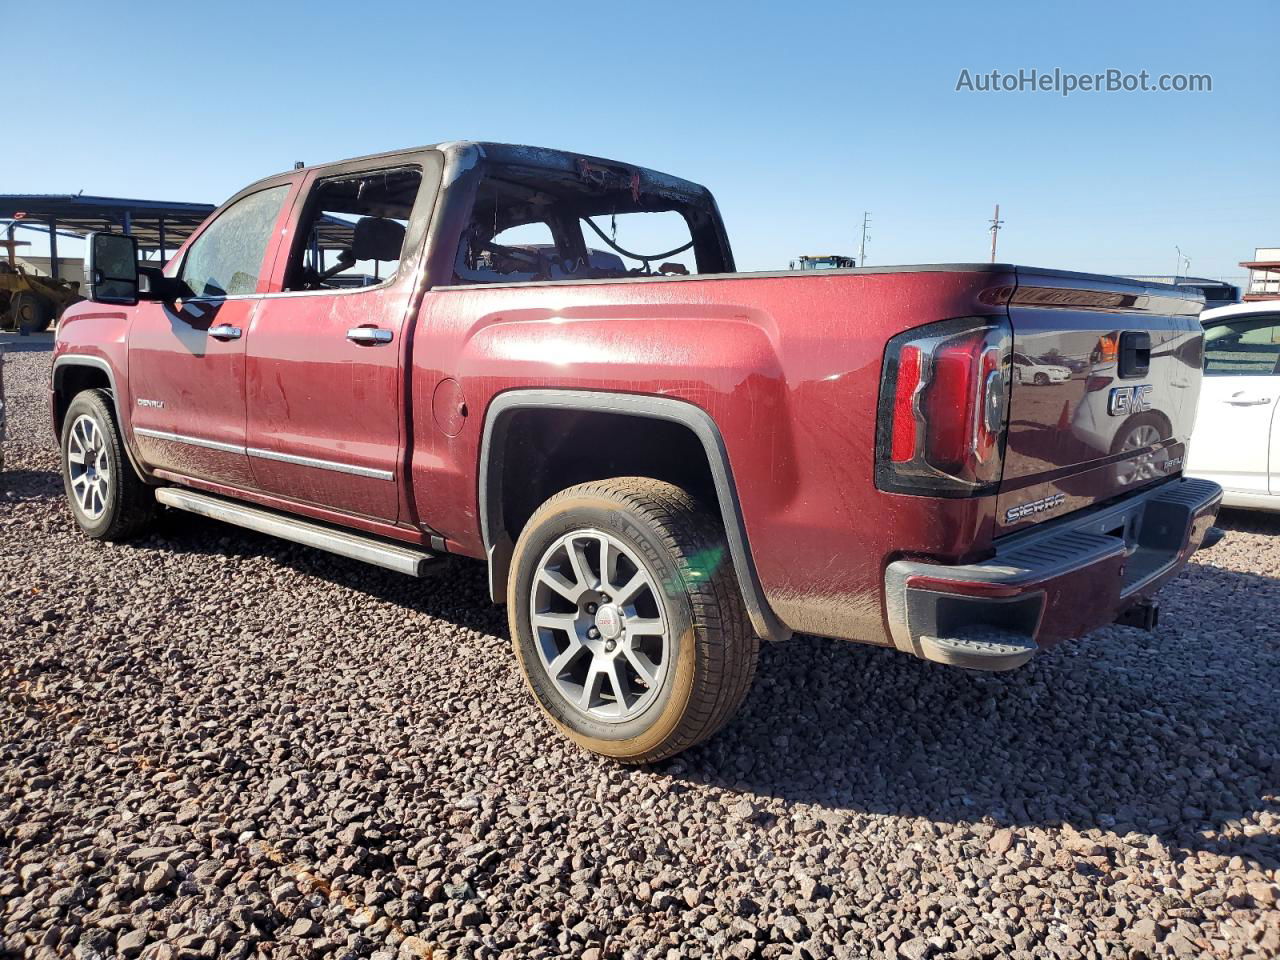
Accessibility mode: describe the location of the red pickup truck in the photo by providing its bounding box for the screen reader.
[53,142,1222,762]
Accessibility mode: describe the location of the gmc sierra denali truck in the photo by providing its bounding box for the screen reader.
[53,142,1223,762]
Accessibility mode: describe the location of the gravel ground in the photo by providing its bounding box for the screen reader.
[2,339,1278,960]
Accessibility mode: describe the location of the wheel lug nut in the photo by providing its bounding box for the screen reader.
[587,603,597,614]
[604,640,616,652]
[588,628,599,639]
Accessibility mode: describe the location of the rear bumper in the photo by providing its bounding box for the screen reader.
[884,476,1222,670]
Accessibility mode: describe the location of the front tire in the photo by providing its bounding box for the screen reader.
[508,478,758,763]
[61,389,156,540]
[12,292,52,332]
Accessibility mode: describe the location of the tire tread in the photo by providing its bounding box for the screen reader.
[63,389,156,540]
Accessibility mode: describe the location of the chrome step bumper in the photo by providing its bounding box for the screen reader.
[884,477,1223,670]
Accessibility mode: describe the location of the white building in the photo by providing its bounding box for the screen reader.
[1241,246,1280,301]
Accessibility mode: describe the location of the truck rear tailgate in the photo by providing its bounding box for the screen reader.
[997,269,1205,532]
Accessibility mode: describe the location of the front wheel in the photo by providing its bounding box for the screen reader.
[11,292,53,332]
[508,478,758,763]
[61,389,156,540]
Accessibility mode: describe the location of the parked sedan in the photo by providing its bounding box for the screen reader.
[1011,351,1073,385]
[1187,301,1280,511]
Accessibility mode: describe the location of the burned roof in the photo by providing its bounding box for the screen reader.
[279,141,714,203]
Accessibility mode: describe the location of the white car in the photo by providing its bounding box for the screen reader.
[1010,351,1072,385]
[1187,301,1280,511]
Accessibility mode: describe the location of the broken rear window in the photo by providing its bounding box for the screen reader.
[452,158,731,285]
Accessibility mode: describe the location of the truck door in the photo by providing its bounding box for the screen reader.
[129,182,296,489]
[245,158,436,523]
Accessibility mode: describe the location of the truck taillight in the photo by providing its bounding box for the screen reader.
[875,317,1012,497]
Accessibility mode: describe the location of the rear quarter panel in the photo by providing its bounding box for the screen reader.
[410,268,1016,643]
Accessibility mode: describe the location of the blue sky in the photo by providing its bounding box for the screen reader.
[6,0,1277,281]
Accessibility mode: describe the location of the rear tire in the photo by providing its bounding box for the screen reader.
[60,389,156,540]
[508,477,758,764]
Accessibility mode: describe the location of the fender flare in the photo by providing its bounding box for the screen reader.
[478,388,789,642]
[51,354,151,482]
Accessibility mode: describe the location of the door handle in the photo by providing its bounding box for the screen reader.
[209,324,242,341]
[1224,394,1272,406]
[347,326,393,345]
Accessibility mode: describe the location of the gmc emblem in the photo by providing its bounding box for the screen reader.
[1108,384,1153,416]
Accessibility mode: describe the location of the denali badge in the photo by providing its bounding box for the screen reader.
[1005,492,1066,524]
[1108,384,1153,416]
[136,398,165,409]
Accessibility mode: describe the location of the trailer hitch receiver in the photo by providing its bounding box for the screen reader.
[1115,599,1159,631]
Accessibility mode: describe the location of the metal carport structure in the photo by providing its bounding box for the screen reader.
[0,195,217,277]
[0,194,363,279]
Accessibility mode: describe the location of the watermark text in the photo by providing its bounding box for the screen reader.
[955,68,1211,97]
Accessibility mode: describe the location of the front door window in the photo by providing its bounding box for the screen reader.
[180,185,290,298]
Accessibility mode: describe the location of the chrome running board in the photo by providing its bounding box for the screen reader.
[155,487,437,577]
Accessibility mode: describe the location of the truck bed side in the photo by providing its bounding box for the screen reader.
[409,266,1017,645]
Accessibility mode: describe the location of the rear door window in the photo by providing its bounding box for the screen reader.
[284,167,422,291]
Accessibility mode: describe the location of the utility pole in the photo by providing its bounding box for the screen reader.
[858,212,871,267]
[1174,245,1190,281]
[989,204,1004,263]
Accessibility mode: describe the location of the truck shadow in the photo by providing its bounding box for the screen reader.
[1216,505,1280,537]
[146,510,1278,869]
[148,512,510,638]
[0,468,62,501]
[679,568,1279,871]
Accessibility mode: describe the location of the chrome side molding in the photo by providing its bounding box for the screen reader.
[246,446,394,481]
[134,428,393,481]
[134,427,244,455]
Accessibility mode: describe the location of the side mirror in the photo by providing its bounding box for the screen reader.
[85,232,139,305]
[138,265,184,301]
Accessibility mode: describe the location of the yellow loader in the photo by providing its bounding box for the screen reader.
[0,261,82,331]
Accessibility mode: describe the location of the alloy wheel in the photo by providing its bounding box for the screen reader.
[67,413,111,520]
[529,529,671,723]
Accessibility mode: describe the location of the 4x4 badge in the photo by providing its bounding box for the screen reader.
[1108,384,1153,416]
